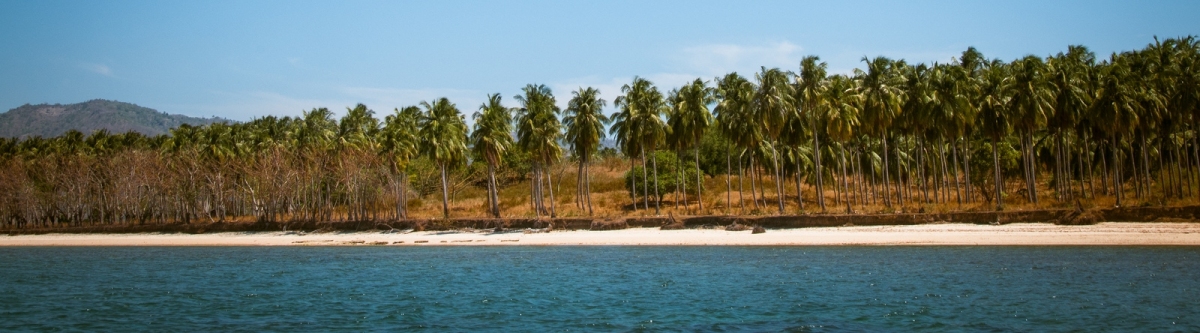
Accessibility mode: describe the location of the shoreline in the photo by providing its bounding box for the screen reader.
[3,223,1200,246]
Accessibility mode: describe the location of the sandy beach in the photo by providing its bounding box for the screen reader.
[2,222,1199,246]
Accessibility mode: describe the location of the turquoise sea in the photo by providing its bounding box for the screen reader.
[1,246,1197,331]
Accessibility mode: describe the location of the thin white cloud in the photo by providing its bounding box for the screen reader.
[81,63,114,77]
[677,41,805,76]
[549,41,808,111]
[164,87,489,122]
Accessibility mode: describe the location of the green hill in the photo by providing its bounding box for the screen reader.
[0,99,226,138]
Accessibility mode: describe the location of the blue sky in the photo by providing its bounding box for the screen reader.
[1,0,1197,121]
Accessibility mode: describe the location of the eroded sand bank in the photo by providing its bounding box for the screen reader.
[3,223,1200,246]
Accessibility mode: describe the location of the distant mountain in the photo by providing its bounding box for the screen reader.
[0,99,226,139]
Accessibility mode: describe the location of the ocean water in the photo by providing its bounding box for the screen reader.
[0,246,1197,332]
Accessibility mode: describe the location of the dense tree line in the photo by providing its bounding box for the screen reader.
[1,37,1198,228]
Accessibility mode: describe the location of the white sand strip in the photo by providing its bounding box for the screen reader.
[3,223,1200,246]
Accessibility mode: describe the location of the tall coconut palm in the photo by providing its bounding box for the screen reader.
[978,60,1012,210]
[796,56,829,211]
[667,79,714,213]
[609,95,642,211]
[855,56,905,208]
[514,84,564,218]
[418,97,469,219]
[1006,55,1055,204]
[1048,46,1095,201]
[564,87,609,216]
[714,73,758,213]
[754,67,796,214]
[956,47,987,203]
[471,93,514,218]
[613,77,667,215]
[380,106,420,219]
[823,74,862,213]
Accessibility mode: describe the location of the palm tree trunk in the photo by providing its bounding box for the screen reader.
[629,158,637,211]
[795,158,804,212]
[547,163,557,219]
[1141,135,1152,201]
[576,161,583,210]
[1112,134,1122,207]
[439,163,450,218]
[963,138,973,203]
[772,145,784,214]
[725,148,732,215]
[1100,138,1110,195]
[813,127,825,211]
[681,149,691,212]
[651,151,661,215]
[641,146,650,214]
[938,138,951,205]
[695,146,704,213]
[585,156,594,216]
[749,154,759,210]
[1019,132,1033,203]
[951,138,962,205]
[918,138,929,204]
[839,144,850,213]
[992,135,1003,211]
[881,133,892,207]
[738,152,745,213]
[487,163,499,218]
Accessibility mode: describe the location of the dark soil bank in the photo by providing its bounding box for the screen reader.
[8,205,1200,235]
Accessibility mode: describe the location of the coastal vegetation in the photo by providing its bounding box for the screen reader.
[2,37,1199,229]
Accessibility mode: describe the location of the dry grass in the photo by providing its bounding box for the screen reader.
[383,161,1200,220]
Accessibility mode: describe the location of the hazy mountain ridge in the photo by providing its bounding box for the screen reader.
[0,99,226,138]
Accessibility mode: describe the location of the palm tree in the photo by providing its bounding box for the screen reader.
[1048,46,1095,201]
[667,79,714,213]
[613,77,667,215]
[714,73,758,213]
[563,87,609,216]
[471,93,514,218]
[754,67,796,214]
[796,56,829,211]
[823,74,862,213]
[418,98,469,219]
[514,84,564,218]
[855,56,905,208]
[978,60,1012,210]
[380,106,421,219]
[337,104,380,221]
[1006,55,1055,204]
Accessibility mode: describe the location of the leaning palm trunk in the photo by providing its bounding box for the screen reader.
[629,158,638,211]
[840,144,851,213]
[641,146,650,214]
[951,138,962,206]
[813,130,825,211]
[680,150,689,214]
[738,152,745,213]
[725,149,732,215]
[695,146,704,213]
[795,154,805,212]
[992,134,1003,211]
[486,163,499,218]
[771,145,784,214]
[1112,134,1123,207]
[585,156,594,215]
[439,163,450,219]
[881,133,892,207]
[651,152,661,215]
[546,162,556,219]
[748,154,758,210]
